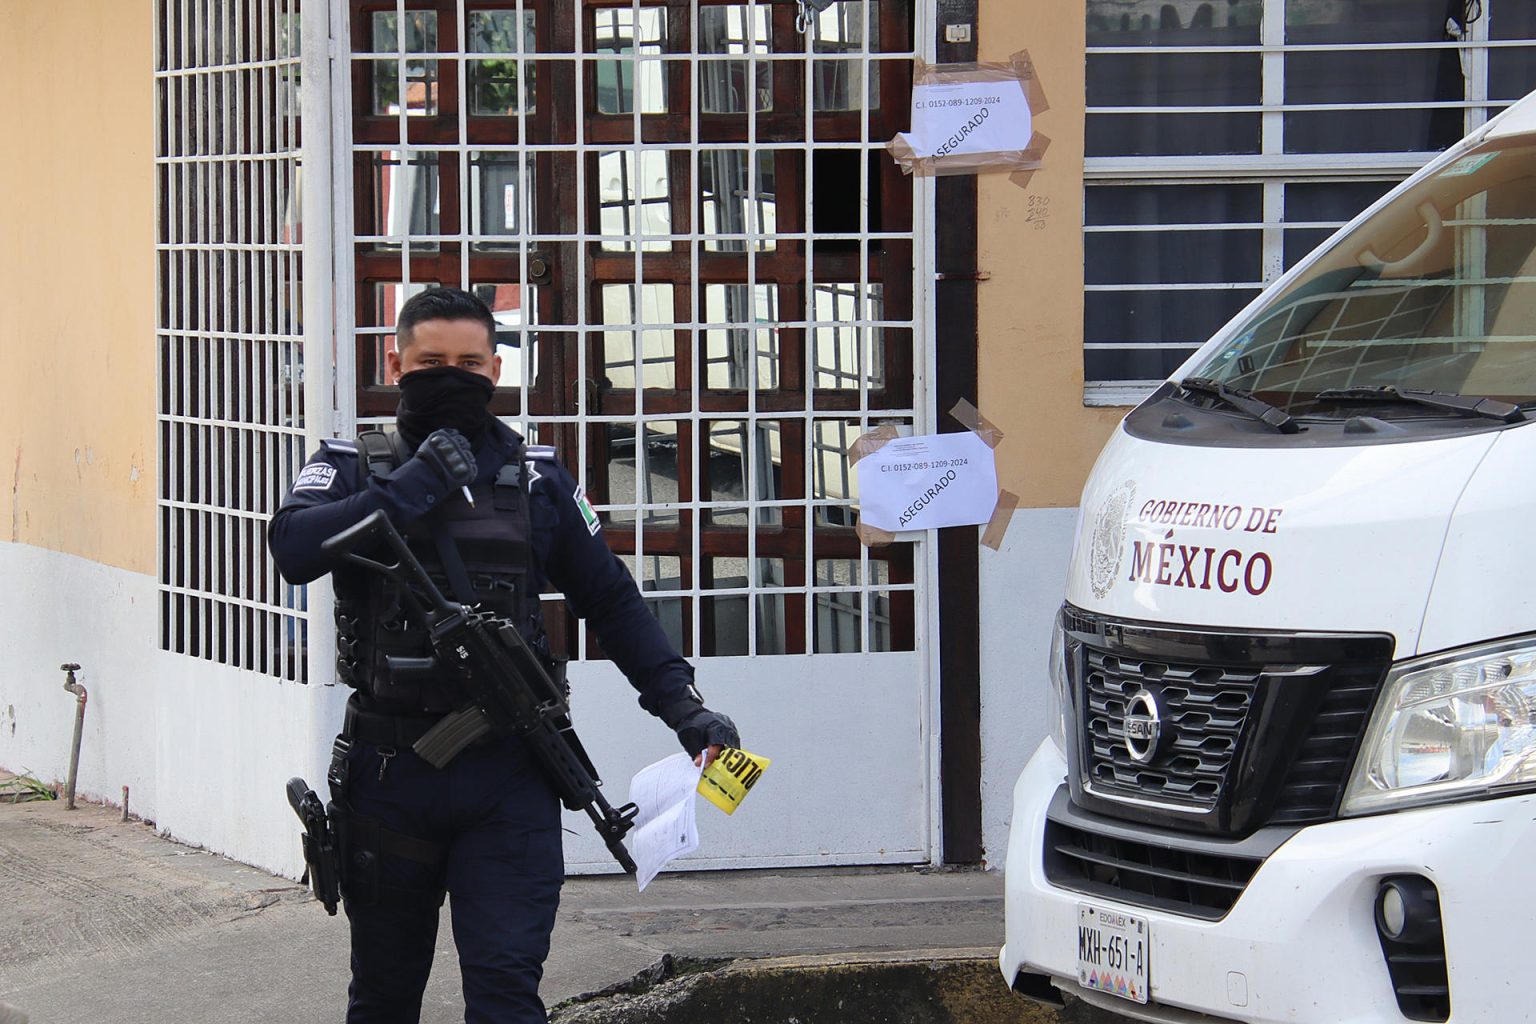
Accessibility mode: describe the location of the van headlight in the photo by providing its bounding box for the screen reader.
[1342,637,1536,815]
[1045,615,1070,756]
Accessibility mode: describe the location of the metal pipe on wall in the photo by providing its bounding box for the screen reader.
[60,663,86,810]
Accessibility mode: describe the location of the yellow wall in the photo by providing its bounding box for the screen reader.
[979,2,1125,509]
[0,1,157,573]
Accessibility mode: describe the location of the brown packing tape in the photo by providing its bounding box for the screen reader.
[949,398,1005,449]
[949,398,1017,549]
[848,424,902,548]
[848,423,901,466]
[887,50,1047,179]
[1007,133,1052,191]
[980,490,1021,551]
[1010,51,1049,115]
[857,522,896,549]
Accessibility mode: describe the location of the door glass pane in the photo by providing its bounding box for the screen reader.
[869,589,913,652]
[470,153,532,247]
[371,11,436,52]
[468,9,536,115]
[640,554,683,592]
[600,284,675,390]
[469,281,537,388]
[813,1,881,111]
[812,418,863,527]
[703,595,750,655]
[704,284,781,390]
[816,558,861,587]
[369,152,441,239]
[700,150,779,252]
[639,420,680,527]
[592,7,669,114]
[369,21,442,121]
[813,282,884,396]
[706,419,752,502]
[699,5,772,114]
[814,590,862,653]
[598,150,673,252]
[604,422,638,519]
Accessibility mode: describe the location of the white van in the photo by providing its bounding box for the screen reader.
[1000,91,1536,1023]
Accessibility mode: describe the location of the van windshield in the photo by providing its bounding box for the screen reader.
[1185,141,1536,413]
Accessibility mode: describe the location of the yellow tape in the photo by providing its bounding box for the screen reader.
[697,748,771,816]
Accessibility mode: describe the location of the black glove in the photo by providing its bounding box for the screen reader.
[660,691,740,758]
[413,429,476,490]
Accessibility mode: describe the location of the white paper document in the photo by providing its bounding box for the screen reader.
[896,79,1032,161]
[854,431,999,532]
[626,753,702,892]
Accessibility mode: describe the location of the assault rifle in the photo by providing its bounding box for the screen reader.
[285,777,341,914]
[320,510,639,873]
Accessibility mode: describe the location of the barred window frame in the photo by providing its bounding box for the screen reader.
[1083,0,1536,406]
[155,0,311,681]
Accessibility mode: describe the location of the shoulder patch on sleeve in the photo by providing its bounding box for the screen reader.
[292,463,339,492]
[320,438,359,453]
[573,485,602,536]
[526,445,558,461]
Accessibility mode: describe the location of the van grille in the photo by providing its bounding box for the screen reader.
[1084,652,1258,809]
[1044,818,1262,920]
[1063,606,1393,836]
[1269,675,1382,823]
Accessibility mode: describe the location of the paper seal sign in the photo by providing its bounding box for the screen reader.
[901,79,1032,162]
[854,431,999,533]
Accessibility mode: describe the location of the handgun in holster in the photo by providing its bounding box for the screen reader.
[285,776,342,914]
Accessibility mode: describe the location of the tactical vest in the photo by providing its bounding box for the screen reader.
[333,429,544,714]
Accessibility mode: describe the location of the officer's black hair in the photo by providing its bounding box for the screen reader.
[396,286,498,351]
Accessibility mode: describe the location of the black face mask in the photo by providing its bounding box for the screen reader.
[396,366,496,447]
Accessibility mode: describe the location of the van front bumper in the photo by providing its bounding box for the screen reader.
[999,740,1536,1023]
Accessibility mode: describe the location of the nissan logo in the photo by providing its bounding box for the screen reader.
[1123,689,1163,764]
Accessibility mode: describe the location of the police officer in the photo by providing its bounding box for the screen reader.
[267,287,739,1024]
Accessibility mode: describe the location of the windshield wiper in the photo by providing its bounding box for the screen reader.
[1311,385,1526,424]
[1176,377,1300,434]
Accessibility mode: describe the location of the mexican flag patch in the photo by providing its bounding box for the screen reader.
[574,485,601,536]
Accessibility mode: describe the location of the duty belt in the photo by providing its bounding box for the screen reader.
[342,699,444,749]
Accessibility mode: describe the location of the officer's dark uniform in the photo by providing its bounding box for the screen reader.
[268,418,700,1024]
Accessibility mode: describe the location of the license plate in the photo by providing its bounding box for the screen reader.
[1077,903,1150,1005]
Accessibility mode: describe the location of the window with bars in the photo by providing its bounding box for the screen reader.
[156,0,310,681]
[347,1,918,660]
[1084,0,1536,405]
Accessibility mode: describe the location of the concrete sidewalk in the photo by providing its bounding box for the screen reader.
[0,791,1065,1024]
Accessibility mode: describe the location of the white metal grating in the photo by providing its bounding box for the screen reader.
[155,0,310,681]
[343,0,923,662]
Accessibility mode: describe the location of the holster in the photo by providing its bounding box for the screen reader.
[326,727,448,910]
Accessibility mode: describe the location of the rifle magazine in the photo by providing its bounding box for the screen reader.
[412,706,493,768]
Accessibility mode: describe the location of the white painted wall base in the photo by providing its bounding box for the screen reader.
[978,506,1079,868]
[0,542,935,877]
[4,513,1063,877]
[0,541,345,879]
